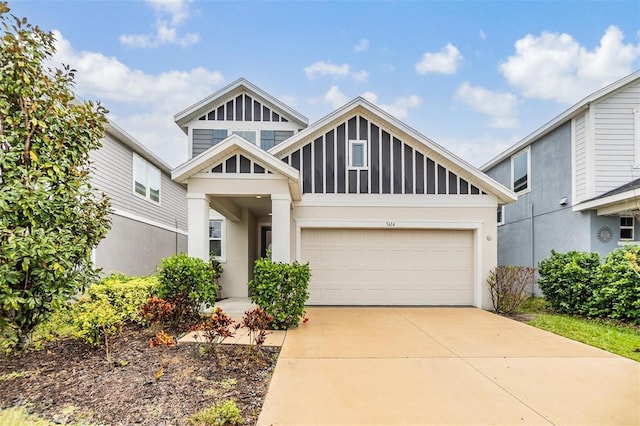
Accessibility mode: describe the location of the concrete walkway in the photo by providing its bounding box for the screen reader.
[257,307,640,425]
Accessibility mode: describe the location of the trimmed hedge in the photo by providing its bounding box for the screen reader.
[249,258,310,330]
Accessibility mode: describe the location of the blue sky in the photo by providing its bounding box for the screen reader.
[7,0,640,167]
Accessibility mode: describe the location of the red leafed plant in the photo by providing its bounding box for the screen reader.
[140,297,175,327]
[149,330,176,348]
[240,307,273,348]
[192,307,238,354]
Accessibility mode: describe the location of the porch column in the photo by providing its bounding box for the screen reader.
[187,193,210,261]
[271,194,291,263]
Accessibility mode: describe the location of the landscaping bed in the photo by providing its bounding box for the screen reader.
[0,326,279,425]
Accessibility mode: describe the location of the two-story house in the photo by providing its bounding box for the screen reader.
[171,79,516,309]
[92,121,188,276]
[482,70,640,284]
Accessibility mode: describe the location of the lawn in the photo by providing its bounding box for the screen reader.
[517,299,640,362]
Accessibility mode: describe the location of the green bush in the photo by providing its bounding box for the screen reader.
[589,246,640,323]
[537,250,600,315]
[189,399,242,425]
[249,258,310,330]
[156,254,216,322]
[87,275,158,325]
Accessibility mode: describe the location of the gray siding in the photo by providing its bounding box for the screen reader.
[280,114,482,196]
[91,134,188,231]
[197,93,291,123]
[574,113,587,200]
[593,80,640,194]
[486,122,594,274]
[95,214,187,276]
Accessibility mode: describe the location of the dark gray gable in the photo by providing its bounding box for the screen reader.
[278,114,482,195]
[196,92,292,124]
[209,153,274,175]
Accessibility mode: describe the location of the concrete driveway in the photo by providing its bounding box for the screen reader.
[257,307,640,425]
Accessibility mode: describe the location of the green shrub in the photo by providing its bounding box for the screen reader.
[249,258,310,330]
[87,275,158,325]
[589,246,640,323]
[156,254,216,325]
[189,399,242,425]
[72,295,122,347]
[487,266,535,314]
[537,250,600,315]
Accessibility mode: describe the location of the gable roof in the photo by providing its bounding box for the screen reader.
[171,133,301,200]
[271,97,517,204]
[173,78,309,134]
[481,70,640,171]
[106,120,173,175]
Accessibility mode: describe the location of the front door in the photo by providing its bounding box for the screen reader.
[260,226,272,259]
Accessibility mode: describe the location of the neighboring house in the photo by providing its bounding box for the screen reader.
[172,79,516,309]
[482,70,640,285]
[91,121,188,276]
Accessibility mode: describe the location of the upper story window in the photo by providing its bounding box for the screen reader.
[497,205,505,226]
[260,130,294,150]
[620,216,634,240]
[511,148,530,193]
[133,153,161,203]
[232,130,256,144]
[349,140,367,168]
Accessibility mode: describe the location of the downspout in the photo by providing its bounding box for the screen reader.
[175,219,179,254]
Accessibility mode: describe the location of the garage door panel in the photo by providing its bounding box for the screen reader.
[302,229,473,306]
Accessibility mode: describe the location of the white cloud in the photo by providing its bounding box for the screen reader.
[50,31,225,166]
[437,135,518,167]
[456,82,519,128]
[323,86,348,109]
[500,26,640,104]
[120,0,199,48]
[304,61,350,79]
[352,70,369,83]
[354,38,370,52]
[360,91,421,119]
[415,43,463,75]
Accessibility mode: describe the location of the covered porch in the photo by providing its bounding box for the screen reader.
[172,134,301,298]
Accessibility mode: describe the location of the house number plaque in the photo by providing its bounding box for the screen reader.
[386,221,396,227]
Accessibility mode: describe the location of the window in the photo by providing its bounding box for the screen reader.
[260,130,294,150]
[512,148,530,193]
[349,140,367,168]
[497,205,505,225]
[620,216,634,240]
[213,129,228,145]
[133,153,161,203]
[232,130,256,144]
[209,220,223,258]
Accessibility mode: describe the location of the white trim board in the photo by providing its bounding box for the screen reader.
[112,209,188,236]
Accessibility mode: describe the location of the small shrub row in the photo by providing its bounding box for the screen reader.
[538,246,640,323]
[249,258,310,330]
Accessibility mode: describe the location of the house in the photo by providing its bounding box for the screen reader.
[482,70,640,284]
[171,79,517,309]
[91,121,188,276]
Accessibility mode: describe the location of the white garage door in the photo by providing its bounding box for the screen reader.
[301,228,474,306]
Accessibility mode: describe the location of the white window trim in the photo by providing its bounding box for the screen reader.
[348,139,368,169]
[511,147,531,195]
[132,153,161,204]
[620,216,634,241]
[208,217,227,262]
[497,205,505,226]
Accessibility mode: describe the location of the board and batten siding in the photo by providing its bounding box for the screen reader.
[90,134,187,231]
[574,113,587,201]
[592,80,640,195]
[278,114,482,196]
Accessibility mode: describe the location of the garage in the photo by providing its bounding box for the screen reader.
[301,228,474,306]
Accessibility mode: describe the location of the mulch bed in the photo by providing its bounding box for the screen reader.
[0,327,279,425]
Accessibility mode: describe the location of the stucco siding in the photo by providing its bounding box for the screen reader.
[95,213,187,276]
[91,134,188,231]
[593,80,640,194]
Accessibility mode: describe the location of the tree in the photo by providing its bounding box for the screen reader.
[0,2,111,350]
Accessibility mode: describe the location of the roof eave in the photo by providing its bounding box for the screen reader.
[105,120,173,175]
